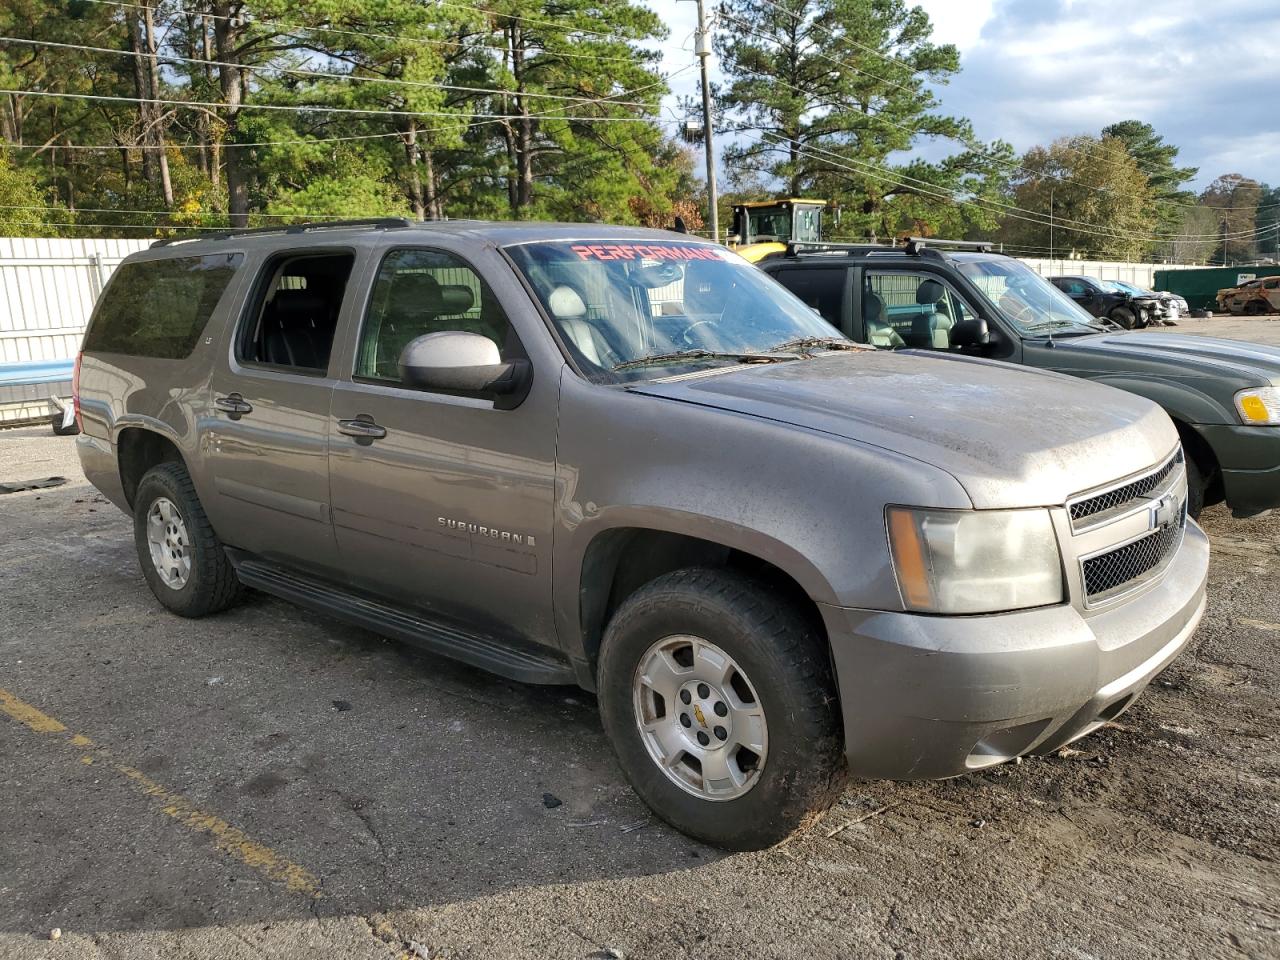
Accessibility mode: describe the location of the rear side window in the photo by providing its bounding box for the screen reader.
[771,267,846,327]
[84,253,243,359]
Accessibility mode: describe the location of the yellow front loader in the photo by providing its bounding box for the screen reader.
[726,199,826,263]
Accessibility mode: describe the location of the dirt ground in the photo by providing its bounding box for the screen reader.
[1,420,1278,959]
[1149,313,1280,346]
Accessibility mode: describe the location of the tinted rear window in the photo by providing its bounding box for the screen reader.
[84,253,244,358]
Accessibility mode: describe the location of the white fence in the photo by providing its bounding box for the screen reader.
[0,236,1213,367]
[0,237,152,364]
[1019,257,1203,289]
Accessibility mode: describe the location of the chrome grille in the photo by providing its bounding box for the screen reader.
[1069,448,1184,526]
[1082,505,1187,600]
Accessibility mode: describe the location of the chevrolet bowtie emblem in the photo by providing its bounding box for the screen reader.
[692,704,708,728]
[1151,493,1178,530]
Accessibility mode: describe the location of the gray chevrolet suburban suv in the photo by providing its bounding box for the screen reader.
[74,219,1209,849]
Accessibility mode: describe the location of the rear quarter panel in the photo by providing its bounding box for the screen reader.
[76,249,252,512]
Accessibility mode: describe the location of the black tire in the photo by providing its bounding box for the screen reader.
[1185,452,1206,521]
[597,567,845,850]
[1109,306,1136,329]
[133,461,242,617]
[50,414,79,436]
[1244,300,1265,316]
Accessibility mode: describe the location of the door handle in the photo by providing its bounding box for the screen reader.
[337,416,387,442]
[214,394,253,419]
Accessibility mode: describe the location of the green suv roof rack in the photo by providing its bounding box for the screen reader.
[785,237,996,258]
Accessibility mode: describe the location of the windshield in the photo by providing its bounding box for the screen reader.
[956,257,1105,335]
[749,209,792,242]
[505,240,843,380]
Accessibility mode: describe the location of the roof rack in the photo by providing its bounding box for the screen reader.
[785,240,904,257]
[784,237,997,259]
[903,236,995,255]
[151,217,417,248]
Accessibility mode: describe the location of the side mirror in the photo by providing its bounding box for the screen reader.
[398,331,530,396]
[950,317,990,348]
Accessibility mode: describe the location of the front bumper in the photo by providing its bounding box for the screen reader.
[819,521,1209,781]
[1193,423,1280,516]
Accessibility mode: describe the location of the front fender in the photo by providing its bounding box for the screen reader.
[1088,375,1234,427]
[551,370,972,663]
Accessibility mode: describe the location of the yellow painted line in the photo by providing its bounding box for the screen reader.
[0,688,67,733]
[0,686,322,899]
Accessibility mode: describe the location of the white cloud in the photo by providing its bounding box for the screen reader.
[911,0,996,51]
[655,0,1280,191]
[922,0,1280,189]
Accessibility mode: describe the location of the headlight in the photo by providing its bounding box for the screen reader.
[886,507,1064,614]
[1235,387,1280,425]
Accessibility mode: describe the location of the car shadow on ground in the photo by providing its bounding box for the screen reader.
[0,474,724,936]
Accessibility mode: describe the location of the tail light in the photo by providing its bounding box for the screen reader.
[71,351,83,432]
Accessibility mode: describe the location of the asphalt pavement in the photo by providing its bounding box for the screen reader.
[0,414,1277,960]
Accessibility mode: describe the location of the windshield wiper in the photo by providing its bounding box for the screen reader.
[769,336,862,353]
[612,349,798,372]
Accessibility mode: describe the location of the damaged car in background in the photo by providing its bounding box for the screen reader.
[1109,280,1187,325]
[1217,276,1280,316]
[1050,275,1168,328]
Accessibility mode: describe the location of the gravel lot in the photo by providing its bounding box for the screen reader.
[1,362,1278,959]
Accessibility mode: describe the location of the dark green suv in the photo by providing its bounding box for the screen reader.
[761,240,1280,518]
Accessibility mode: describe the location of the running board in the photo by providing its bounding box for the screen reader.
[233,558,575,686]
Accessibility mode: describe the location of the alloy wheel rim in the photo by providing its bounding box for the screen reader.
[146,497,191,590]
[632,635,768,801]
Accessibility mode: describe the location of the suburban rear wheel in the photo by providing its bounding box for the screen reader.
[597,567,845,850]
[1109,306,1137,329]
[133,461,242,617]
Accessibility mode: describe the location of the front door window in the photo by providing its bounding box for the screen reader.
[863,272,976,350]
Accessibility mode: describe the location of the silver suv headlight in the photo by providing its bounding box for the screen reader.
[1235,387,1280,425]
[886,507,1064,614]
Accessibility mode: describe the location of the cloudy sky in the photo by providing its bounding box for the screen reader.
[659,0,1280,191]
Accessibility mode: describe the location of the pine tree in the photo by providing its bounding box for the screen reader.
[714,0,1012,239]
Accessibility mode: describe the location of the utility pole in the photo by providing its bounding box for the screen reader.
[694,0,719,242]
[1049,185,1055,266]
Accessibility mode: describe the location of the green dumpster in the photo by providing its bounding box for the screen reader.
[1155,266,1280,311]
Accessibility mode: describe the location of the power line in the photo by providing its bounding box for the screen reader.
[750,0,917,71]
[0,65,694,154]
[2,65,691,161]
[0,36,652,107]
[717,10,920,96]
[76,0,648,64]
[757,132,1275,243]
[713,15,1278,216]
[0,88,680,124]
[0,203,338,219]
[431,0,634,42]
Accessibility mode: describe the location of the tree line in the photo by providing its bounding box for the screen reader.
[0,0,1273,265]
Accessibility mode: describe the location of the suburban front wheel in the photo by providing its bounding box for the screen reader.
[133,461,242,617]
[597,567,845,850]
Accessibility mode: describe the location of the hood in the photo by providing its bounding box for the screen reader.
[1047,331,1280,383]
[629,351,1176,509]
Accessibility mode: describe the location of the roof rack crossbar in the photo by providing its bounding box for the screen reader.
[905,236,994,255]
[151,216,417,247]
[786,240,905,257]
